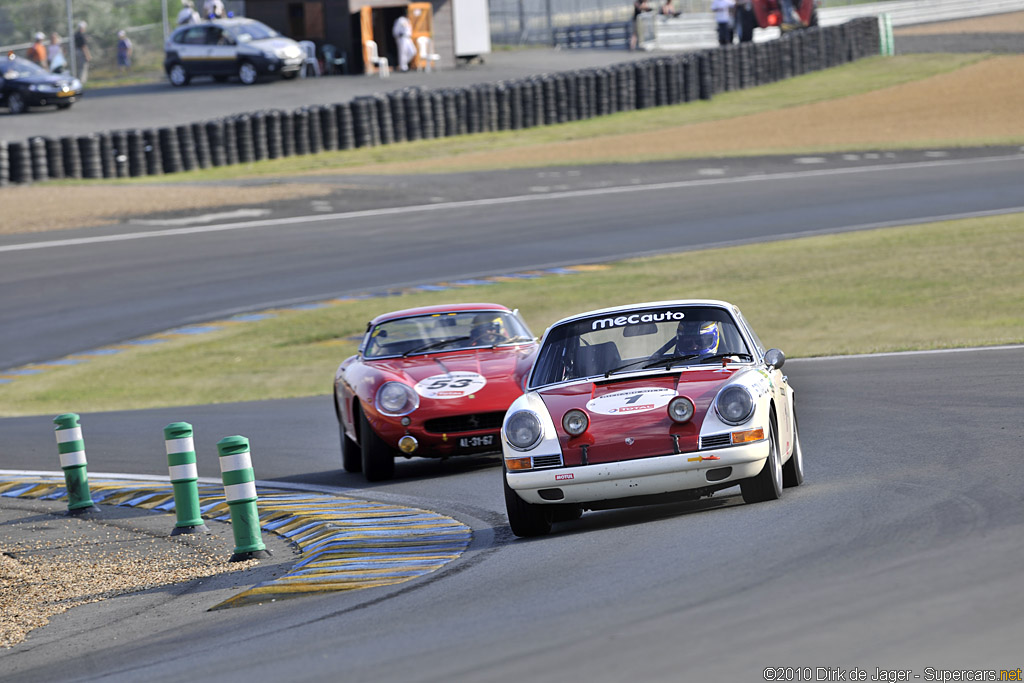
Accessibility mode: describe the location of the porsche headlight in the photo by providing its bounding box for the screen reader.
[504,410,543,451]
[668,396,695,423]
[715,385,754,425]
[375,381,419,416]
[561,409,589,436]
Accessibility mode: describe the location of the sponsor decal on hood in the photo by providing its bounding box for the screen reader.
[586,387,677,416]
[414,372,487,399]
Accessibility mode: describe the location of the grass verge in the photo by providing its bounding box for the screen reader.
[2,212,1021,416]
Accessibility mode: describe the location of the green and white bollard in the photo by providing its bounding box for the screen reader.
[879,13,894,57]
[53,413,100,516]
[216,435,271,562]
[164,422,209,536]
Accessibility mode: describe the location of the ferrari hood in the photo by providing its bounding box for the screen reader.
[371,346,532,397]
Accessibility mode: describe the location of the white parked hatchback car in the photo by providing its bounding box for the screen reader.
[163,17,304,86]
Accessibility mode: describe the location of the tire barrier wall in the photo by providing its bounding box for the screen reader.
[0,18,880,186]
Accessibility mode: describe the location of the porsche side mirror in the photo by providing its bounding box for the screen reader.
[764,348,786,370]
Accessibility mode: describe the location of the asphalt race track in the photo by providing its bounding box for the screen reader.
[2,347,1023,681]
[3,148,1024,369]
[2,134,1024,680]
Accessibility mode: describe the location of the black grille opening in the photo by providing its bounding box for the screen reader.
[700,433,731,449]
[532,454,564,469]
[424,412,505,434]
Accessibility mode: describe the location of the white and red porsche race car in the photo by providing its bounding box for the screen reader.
[501,299,805,536]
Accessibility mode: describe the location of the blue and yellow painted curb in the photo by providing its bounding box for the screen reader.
[0,474,471,609]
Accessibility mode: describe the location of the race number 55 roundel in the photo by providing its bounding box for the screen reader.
[586,387,677,415]
[415,372,488,399]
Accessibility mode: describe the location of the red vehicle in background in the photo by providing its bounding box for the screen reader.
[334,303,538,481]
[752,0,818,30]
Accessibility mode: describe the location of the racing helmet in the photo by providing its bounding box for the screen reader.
[470,313,505,344]
[675,321,720,355]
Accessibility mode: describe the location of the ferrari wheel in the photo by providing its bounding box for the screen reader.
[7,92,26,115]
[503,468,552,537]
[359,410,395,481]
[340,423,362,474]
[782,410,805,488]
[741,417,783,504]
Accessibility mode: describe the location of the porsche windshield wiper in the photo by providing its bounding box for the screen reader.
[699,352,754,364]
[642,354,700,371]
[603,354,700,378]
[402,336,471,357]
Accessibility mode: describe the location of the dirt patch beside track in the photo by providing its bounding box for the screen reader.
[895,11,1024,35]
[1,183,337,235]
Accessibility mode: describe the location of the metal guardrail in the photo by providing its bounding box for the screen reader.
[650,0,1022,51]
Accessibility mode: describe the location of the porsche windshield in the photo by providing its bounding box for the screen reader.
[363,311,532,359]
[529,305,753,387]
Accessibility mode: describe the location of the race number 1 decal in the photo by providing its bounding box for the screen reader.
[586,387,677,415]
[415,372,487,399]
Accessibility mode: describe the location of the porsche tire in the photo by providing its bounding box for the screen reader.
[7,92,26,115]
[359,410,395,481]
[503,469,552,537]
[740,417,783,504]
[782,410,805,488]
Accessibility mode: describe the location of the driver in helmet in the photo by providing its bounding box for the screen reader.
[674,320,720,355]
[469,313,507,346]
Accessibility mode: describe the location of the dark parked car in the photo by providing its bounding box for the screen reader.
[0,54,82,114]
[163,17,304,86]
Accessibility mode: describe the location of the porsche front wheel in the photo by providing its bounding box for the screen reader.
[503,470,552,537]
[782,410,805,488]
[359,410,395,481]
[740,418,783,504]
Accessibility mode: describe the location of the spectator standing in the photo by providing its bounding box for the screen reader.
[392,15,416,72]
[177,0,200,25]
[659,0,681,19]
[74,21,91,83]
[202,0,225,19]
[26,32,48,68]
[710,0,735,46]
[630,0,652,51]
[735,0,756,42]
[47,32,66,73]
[116,30,132,73]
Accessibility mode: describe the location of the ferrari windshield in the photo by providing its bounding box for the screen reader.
[363,310,533,359]
[529,305,753,388]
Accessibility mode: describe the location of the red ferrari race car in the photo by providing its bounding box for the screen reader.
[334,303,539,481]
[500,300,804,536]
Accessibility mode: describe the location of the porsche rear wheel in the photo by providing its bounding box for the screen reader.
[782,410,805,488]
[359,410,395,481]
[503,469,552,537]
[740,417,783,504]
